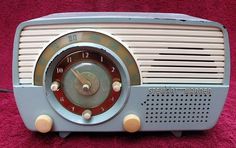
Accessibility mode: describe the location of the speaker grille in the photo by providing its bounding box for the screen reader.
[17,23,225,85]
[141,93,211,124]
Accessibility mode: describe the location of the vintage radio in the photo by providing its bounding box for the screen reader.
[13,13,230,137]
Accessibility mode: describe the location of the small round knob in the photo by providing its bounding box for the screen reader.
[112,81,122,92]
[123,114,141,133]
[50,81,60,91]
[82,109,92,120]
[35,115,53,133]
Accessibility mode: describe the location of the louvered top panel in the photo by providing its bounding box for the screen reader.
[18,23,225,85]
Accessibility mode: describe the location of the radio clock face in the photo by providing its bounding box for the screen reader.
[51,47,122,119]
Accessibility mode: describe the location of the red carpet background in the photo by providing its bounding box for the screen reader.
[0,0,235,147]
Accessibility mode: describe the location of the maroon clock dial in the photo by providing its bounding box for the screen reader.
[50,46,122,117]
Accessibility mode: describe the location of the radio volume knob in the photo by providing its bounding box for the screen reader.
[123,114,141,133]
[35,115,53,133]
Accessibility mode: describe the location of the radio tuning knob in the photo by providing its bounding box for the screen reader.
[123,114,141,133]
[50,81,60,91]
[35,115,53,133]
[112,81,122,92]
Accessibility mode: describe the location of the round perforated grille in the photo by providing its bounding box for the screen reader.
[141,93,211,124]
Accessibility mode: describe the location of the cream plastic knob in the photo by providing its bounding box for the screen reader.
[123,114,141,133]
[50,81,60,91]
[112,81,122,92]
[35,115,53,133]
[82,109,92,120]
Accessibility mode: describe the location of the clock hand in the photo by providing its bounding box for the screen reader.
[71,69,91,91]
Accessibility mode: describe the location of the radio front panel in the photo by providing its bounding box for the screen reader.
[13,13,230,136]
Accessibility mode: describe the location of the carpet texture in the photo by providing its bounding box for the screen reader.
[0,0,235,147]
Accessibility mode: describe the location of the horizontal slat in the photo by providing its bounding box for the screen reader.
[19,67,33,72]
[140,67,224,72]
[18,61,34,66]
[119,36,224,43]
[19,79,33,84]
[142,78,223,84]
[19,43,46,48]
[19,42,224,49]
[21,29,223,37]
[142,72,224,78]
[139,61,224,67]
[19,55,38,61]
[127,42,224,49]
[24,24,220,31]
[21,30,67,36]
[20,35,224,44]
[136,55,224,61]
[132,48,224,55]
[20,35,224,43]
[105,29,223,37]
[20,36,53,42]
[19,49,42,54]
[19,73,32,78]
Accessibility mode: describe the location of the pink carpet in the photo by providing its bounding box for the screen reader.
[0,0,235,147]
